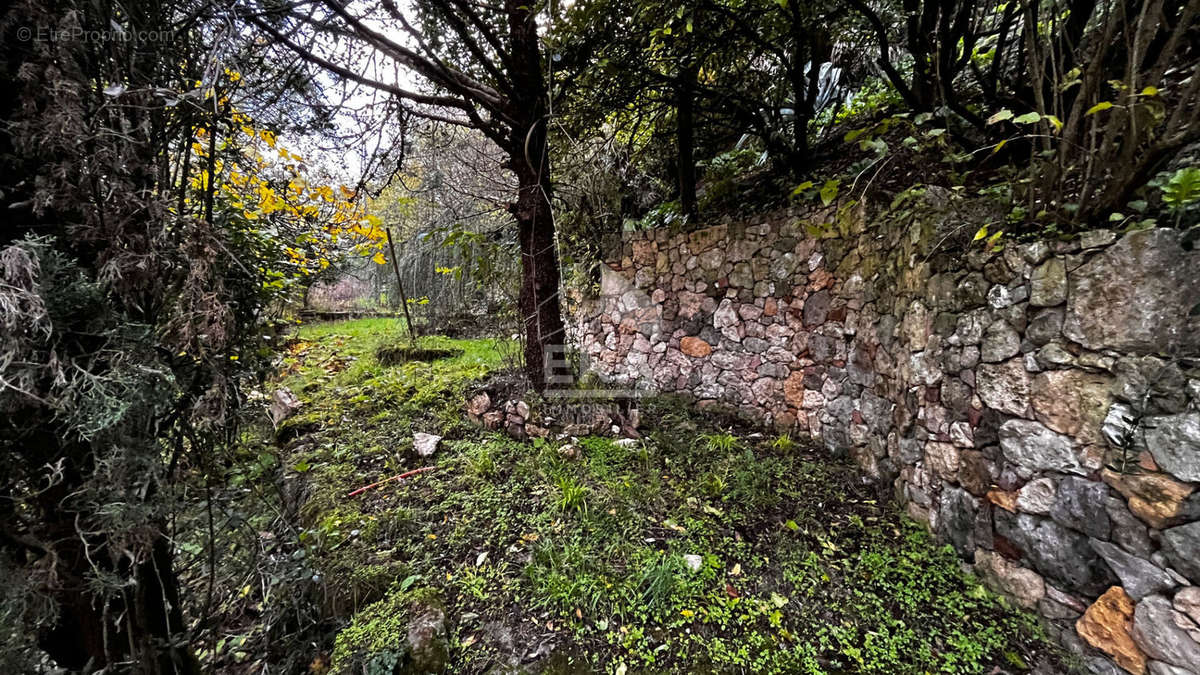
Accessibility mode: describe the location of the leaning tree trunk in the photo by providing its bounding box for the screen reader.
[506,0,566,392]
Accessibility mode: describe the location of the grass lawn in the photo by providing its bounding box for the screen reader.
[258,318,1062,674]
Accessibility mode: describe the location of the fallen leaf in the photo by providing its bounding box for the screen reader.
[725,583,740,598]
[730,563,742,576]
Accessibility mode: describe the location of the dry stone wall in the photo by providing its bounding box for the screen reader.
[572,197,1200,675]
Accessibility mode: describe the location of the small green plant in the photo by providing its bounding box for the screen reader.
[700,432,737,453]
[637,553,678,609]
[701,469,728,498]
[771,433,795,452]
[555,474,587,515]
[1162,166,1200,225]
[466,445,496,478]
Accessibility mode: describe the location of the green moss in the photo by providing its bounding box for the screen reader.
[329,586,442,674]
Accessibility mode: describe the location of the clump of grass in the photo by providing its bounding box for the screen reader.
[466,445,496,478]
[700,431,738,452]
[772,433,795,452]
[637,553,679,609]
[555,474,587,514]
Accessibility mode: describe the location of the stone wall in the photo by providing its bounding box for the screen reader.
[571,198,1200,675]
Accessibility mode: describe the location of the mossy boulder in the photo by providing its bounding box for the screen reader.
[330,587,448,674]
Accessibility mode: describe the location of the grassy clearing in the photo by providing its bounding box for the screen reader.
[264,318,1058,674]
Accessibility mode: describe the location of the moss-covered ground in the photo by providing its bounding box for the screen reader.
[260,318,1062,674]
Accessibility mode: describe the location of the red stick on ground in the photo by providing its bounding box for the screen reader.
[347,466,437,498]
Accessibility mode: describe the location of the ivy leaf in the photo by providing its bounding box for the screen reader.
[789,181,814,197]
[1013,112,1041,124]
[1086,101,1114,116]
[986,109,1013,125]
[819,179,839,206]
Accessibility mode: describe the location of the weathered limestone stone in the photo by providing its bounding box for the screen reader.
[1101,469,1196,530]
[925,442,960,481]
[1076,586,1147,675]
[1143,413,1200,483]
[978,358,1031,416]
[938,487,977,555]
[958,450,992,496]
[803,289,832,327]
[1063,229,1200,354]
[1018,477,1057,515]
[1030,258,1068,307]
[1080,230,1118,249]
[269,388,302,426]
[1161,522,1200,586]
[782,371,806,408]
[413,432,442,458]
[975,548,1046,609]
[1132,595,1200,671]
[987,489,1020,514]
[466,392,491,419]
[999,419,1085,475]
[680,337,712,358]
[901,301,930,350]
[982,320,1022,362]
[1037,342,1076,368]
[1090,540,1177,600]
[741,337,768,355]
[713,299,739,328]
[1027,307,1065,346]
[955,311,987,345]
[1147,661,1195,675]
[1175,587,1200,625]
[676,291,706,319]
[729,262,754,289]
[1052,477,1112,539]
[632,239,657,266]
[1106,496,1155,558]
[688,224,727,254]
[404,601,450,673]
[996,511,1115,595]
[1031,370,1113,443]
[987,284,1016,309]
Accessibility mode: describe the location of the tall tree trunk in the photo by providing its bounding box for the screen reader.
[677,63,699,219]
[506,0,566,392]
[33,444,195,674]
